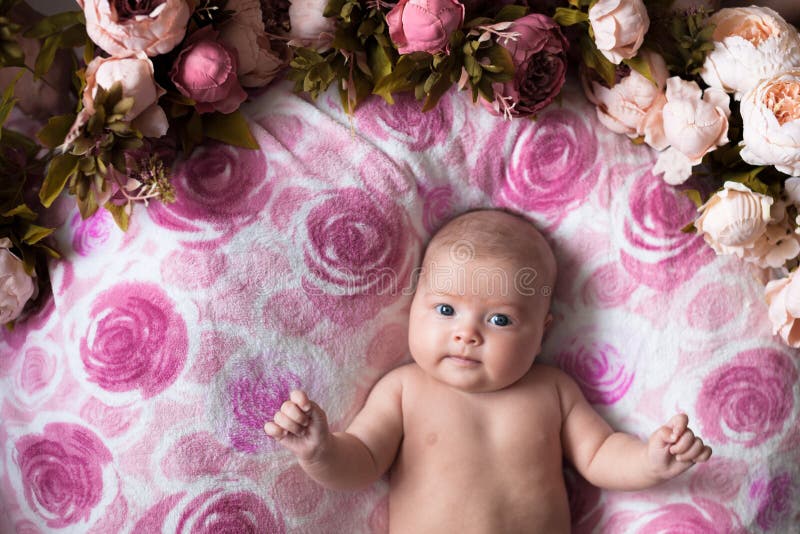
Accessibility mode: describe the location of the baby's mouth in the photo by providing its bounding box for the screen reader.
[445,355,481,366]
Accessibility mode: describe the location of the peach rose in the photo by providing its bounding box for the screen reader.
[765,271,800,347]
[81,0,191,57]
[654,77,730,184]
[735,201,800,268]
[588,0,649,64]
[582,50,668,149]
[694,181,773,255]
[83,55,168,138]
[739,70,800,177]
[0,238,36,324]
[220,0,285,87]
[700,6,800,100]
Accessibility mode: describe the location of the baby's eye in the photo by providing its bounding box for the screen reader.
[436,304,454,316]
[489,314,511,327]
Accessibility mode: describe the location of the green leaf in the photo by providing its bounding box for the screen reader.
[36,114,75,148]
[2,204,37,221]
[40,153,79,207]
[23,11,84,38]
[580,34,616,87]
[368,43,393,83]
[203,110,259,150]
[0,71,21,135]
[482,44,515,82]
[78,187,99,220]
[323,0,346,18]
[104,202,129,232]
[495,5,528,23]
[682,189,704,209]
[553,7,589,27]
[422,76,453,112]
[21,224,54,245]
[623,54,656,85]
[34,34,62,80]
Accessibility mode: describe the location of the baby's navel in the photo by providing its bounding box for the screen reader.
[425,432,438,446]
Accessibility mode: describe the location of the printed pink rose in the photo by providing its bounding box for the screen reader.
[14,423,112,528]
[765,270,800,347]
[750,473,794,530]
[81,0,190,57]
[496,109,598,225]
[71,210,115,257]
[487,14,568,118]
[80,282,188,398]
[221,0,285,87]
[604,499,740,533]
[386,0,465,55]
[589,0,649,64]
[556,339,634,405]
[0,237,35,324]
[697,348,797,447]
[170,27,248,114]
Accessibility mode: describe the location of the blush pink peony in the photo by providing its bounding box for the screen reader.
[83,54,168,138]
[386,0,465,55]
[765,271,800,347]
[81,0,191,57]
[220,0,285,87]
[170,27,248,114]
[0,238,36,324]
[588,0,649,64]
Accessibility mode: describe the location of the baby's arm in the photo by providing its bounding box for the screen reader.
[557,373,711,491]
[264,367,404,490]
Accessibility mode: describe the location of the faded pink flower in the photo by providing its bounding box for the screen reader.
[589,0,649,64]
[765,271,800,347]
[487,14,568,118]
[387,0,465,55]
[221,0,285,87]
[170,27,248,114]
[81,0,191,57]
[0,238,35,324]
[287,0,336,44]
[83,54,168,138]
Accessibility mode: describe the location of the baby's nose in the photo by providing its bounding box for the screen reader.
[454,328,481,346]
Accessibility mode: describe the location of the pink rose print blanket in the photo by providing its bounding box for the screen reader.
[1,79,799,533]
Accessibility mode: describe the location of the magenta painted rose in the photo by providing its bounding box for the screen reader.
[149,142,270,244]
[80,282,188,398]
[386,0,465,55]
[356,92,453,151]
[81,0,191,57]
[170,27,248,114]
[556,339,634,405]
[487,14,568,118]
[750,473,794,530]
[301,187,417,326]
[71,210,114,256]
[14,423,112,528]
[582,263,638,308]
[619,168,714,291]
[420,184,454,234]
[697,348,797,447]
[496,109,598,225]
[607,499,739,532]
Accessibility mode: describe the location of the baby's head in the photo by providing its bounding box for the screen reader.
[408,209,557,393]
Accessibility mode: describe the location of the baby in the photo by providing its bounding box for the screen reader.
[265,209,712,533]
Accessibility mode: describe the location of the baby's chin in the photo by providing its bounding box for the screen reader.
[426,362,519,394]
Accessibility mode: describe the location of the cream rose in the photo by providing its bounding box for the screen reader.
[83,55,168,138]
[765,271,800,347]
[700,6,800,100]
[735,202,800,268]
[694,181,773,255]
[220,0,285,87]
[588,0,649,64]
[654,77,730,184]
[739,70,800,177]
[0,238,36,324]
[287,0,336,45]
[82,0,191,57]
[582,50,668,149]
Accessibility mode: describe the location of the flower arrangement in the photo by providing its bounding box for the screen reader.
[2,0,800,348]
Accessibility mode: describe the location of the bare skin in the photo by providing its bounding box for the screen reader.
[265,211,712,533]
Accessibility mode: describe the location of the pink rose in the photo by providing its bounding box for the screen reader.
[0,238,35,324]
[170,27,248,114]
[589,0,649,64]
[288,0,336,44]
[220,0,285,87]
[765,272,800,347]
[83,54,168,138]
[81,0,191,57]
[487,14,568,117]
[386,0,465,55]
[582,50,668,148]
[654,77,731,184]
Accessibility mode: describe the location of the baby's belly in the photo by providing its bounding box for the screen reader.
[388,446,570,533]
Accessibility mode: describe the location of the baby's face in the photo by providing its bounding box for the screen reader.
[408,248,552,393]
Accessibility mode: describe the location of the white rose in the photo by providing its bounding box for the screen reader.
[700,6,800,100]
[694,181,773,255]
[588,0,649,65]
[739,70,800,177]
[0,238,36,324]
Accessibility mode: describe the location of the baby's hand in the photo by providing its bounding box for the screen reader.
[648,413,712,480]
[264,390,330,462]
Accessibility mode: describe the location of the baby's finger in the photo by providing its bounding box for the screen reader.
[694,445,712,463]
[667,413,689,442]
[670,428,695,455]
[290,390,312,412]
[281,401,310,427]
[274,411,306,436]
[676,437,705,462]
[264,421,286,440]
